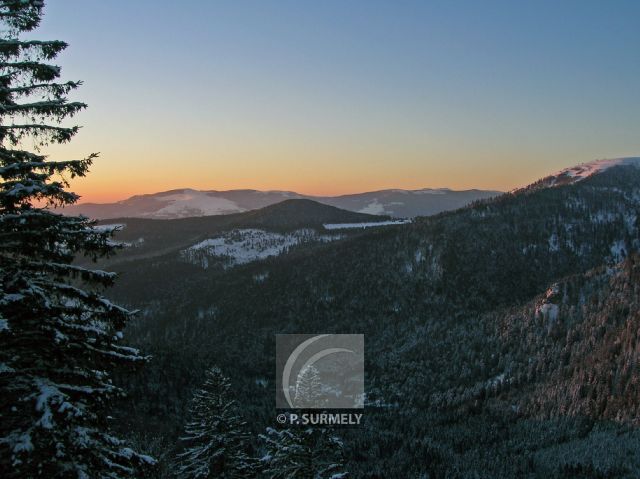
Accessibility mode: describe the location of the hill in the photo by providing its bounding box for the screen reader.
[231,198,390,229]
[80,199,391,267]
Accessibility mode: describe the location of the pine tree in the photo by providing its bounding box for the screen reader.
[259,427,347,479]
[0,1,153,477]
[294,365,323,408]
[174,367,256,478]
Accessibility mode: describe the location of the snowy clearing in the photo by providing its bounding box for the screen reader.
[182,228,342,268]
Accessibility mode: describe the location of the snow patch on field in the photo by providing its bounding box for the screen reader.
[323,219,411,230]
[358,200,386,215]
[182,229,341,268]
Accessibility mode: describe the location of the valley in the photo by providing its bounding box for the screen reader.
[102,159,640,478]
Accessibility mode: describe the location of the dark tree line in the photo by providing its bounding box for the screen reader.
[0,1,152,477]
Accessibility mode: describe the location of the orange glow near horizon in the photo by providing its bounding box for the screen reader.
[46,128,637,205]
[58,147,625,204]
[47,133,572,204]
[64,156,528,204]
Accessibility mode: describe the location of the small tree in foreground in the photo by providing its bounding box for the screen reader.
[294,365,323,408]
[174,367,256,478]
[0,1,153,477]
[260,426,347,479]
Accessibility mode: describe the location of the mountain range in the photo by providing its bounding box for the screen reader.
[98,157,640,478]
[80,199,392,268]
[65,187,501,220]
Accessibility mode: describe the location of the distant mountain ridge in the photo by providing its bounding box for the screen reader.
[63,186,501,220]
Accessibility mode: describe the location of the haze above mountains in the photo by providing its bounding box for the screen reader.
[65,187,501,220]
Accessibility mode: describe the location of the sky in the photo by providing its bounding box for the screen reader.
[35,0,640,202]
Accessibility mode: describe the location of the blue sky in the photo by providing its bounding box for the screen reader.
[36,0,640,200]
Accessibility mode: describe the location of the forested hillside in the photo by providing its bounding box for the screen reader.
[107,164,640,478]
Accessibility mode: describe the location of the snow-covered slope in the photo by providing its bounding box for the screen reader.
[555,157,640,180]
[64,189,298,220]
[528,157,640,190]
[149,190,244,218]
